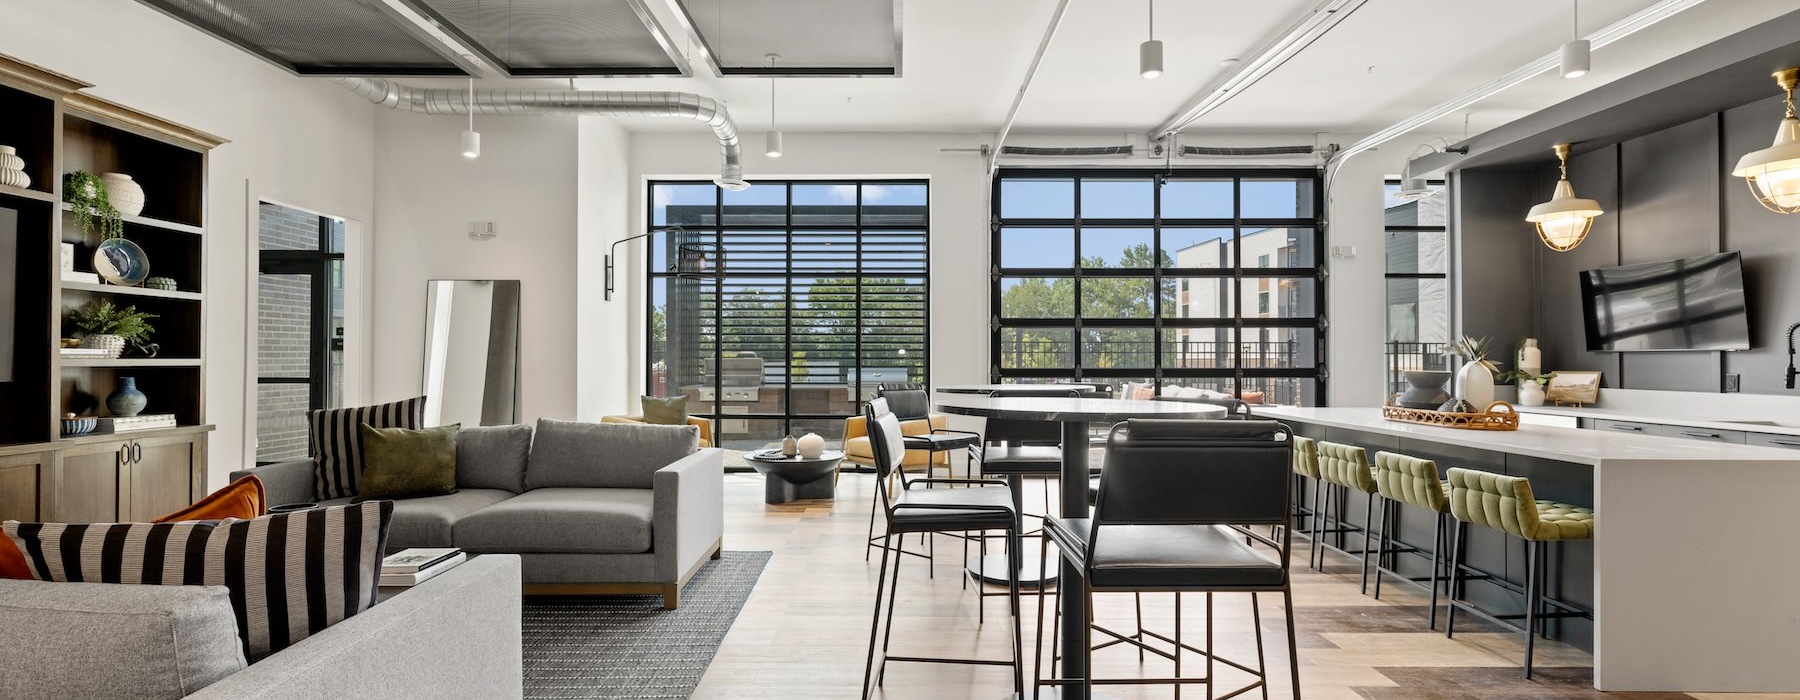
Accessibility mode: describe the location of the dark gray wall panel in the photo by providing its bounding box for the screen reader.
[1722,95,1800,395]
[1616,115,1723,391]
[1453,168,1538,353]
[1536,145,1622,385]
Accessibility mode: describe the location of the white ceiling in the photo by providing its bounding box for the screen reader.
[518,0,1798,142]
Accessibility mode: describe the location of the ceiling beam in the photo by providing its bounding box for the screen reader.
[1149,0,1369,140]
[657,0,725,77]
[990,0,1075,176]
[367,0,500,77]
[1342,0,1710,166]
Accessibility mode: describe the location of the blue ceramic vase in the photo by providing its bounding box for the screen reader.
[107,376,147,417]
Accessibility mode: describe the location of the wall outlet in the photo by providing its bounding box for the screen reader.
[1725,374,1741,393]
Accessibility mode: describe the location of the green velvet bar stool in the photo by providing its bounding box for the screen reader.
[1444,467,1596,679]
[1290,435,1320,543]
[1369,451,1452,629]
[1311,441,1379,592]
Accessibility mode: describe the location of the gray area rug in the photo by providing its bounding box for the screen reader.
[523,551,772,699]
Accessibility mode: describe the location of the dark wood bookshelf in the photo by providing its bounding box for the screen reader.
[0,53,226,523]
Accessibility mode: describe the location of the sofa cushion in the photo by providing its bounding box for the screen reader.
[0,578,246,699]
[526,418,696,490]
[454,488,655,554]
[2,501,392,661]
[457,423,532,493]
[321,489,513,550]
[154,474,266,522]
[357,424,460,502]
[640,395,689,425]
[309,396,425,500]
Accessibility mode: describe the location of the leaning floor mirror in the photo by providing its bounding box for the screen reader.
[422,280,521,426]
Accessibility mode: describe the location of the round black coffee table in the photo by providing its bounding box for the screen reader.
[744,449,845,504]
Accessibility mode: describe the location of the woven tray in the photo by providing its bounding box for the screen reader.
[1381,400,1520,431]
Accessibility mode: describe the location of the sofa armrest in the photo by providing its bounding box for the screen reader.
[653,448,725,582]
[231,459,317,506]
[187,555,523,700]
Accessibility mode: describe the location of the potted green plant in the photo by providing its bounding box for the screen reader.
[1507,370,1555,406]
[63,170,124,239]
[69,299,156,359]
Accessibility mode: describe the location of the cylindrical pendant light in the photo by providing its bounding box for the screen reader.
[765,54,784,158]
[1560,0,1589,79]
[1527,143,1604,251]
[461,78,480,158]
[1731,67,1800,214]
[1139,0,1163,79]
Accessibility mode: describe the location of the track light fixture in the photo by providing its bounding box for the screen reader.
[1527,143,1604,252]
[460,78,480,158]
[1560,0,1590,79]
[765,54,784,158]
[1731,68,1800,214]
[1139,0,1163,79]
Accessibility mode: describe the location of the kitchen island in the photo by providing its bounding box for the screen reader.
[1256,406,1800,693]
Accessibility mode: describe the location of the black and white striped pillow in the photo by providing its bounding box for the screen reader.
[2,500,393,661]
[309,396,424,500]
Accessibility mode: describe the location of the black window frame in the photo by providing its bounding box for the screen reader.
[989,168,1327,404]
[1382,178,1452,397]
[255,207,344,465]
[643,179,931,441]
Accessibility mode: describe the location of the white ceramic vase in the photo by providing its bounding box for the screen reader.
[0,146,28,189]
[101,172,145,216]
[1518,381,1547,406]
[1456,360,1495,409]
[796,432,825,459]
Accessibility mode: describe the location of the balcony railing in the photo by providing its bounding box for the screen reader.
[1385,341,1452,399]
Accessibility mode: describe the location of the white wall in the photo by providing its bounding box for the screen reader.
[0,0,378,488]
[369,110,579,424]
[575,116,634,419]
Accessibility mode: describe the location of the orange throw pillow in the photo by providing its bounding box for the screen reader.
[154,474,267,523]
[0,536,30,580]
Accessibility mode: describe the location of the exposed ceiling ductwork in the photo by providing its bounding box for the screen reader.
[335,77,747,188]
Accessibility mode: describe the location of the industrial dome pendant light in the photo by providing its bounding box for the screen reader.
[1527,143,1604,252]
[1139,0,1163,79]
[765,54,784,158]
[1560,0,1590,79]
[1731,67,1800,214]
[460,78,480,158]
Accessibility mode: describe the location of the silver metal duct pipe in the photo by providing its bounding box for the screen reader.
[336,77,747,189]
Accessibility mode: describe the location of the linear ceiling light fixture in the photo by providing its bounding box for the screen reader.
[460,78,480,158]
[1150,0,1368,138]
[1140,0,1163,79]
[1337,0,1706,163]
[1731,67,1800,214]
[1561,0,1591,78]
[765,54,783,158]
[1527,143,1604,251]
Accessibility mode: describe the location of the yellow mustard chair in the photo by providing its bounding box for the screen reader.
[601,414,715,448]
[842,413,952,471]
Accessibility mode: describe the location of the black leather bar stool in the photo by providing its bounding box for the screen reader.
[861,398,1023,699]
[1038,419,1303,699]
[862,386,985,577]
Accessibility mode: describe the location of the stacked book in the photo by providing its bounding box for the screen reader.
[59,347,113,359]
[60,270,100,285]
[380,548,466,587]
[93,414,177,434]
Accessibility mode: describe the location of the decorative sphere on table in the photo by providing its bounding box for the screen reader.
[796,432,825,459]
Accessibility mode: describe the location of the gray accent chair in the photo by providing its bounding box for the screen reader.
[236,419,724,609]
[0,555,524,700]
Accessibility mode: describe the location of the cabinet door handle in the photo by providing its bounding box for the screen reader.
[1609,424,1642,431]
[119,445,131,464]
[1681,431,1722,439]
[132,443,143,463]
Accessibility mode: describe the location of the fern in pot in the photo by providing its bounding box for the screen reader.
[69,299,156,359]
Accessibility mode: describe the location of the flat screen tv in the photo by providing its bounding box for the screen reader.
[1580,251,1750,352]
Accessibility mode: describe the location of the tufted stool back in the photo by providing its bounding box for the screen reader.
[1291,435,1319,479]
[1372,452,1448,514]
[1446,467,1594,542]
[1314,441,1376,493]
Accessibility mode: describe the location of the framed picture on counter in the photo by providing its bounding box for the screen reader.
[1547,371,1602,407]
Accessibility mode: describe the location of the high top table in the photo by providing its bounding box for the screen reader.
[932,395,1226,699]
[934,383,1101,395]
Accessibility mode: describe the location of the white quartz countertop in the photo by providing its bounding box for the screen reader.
[1510,404,1800,438]
[1255,406,1800,466]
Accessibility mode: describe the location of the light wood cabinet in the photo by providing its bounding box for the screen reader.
[0,451,53,522]
[50,428,207,522]
[128,432,205,521]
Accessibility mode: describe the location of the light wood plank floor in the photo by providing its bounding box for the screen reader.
[691,472,1797,699]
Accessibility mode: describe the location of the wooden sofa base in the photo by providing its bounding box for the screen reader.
[521,538,724,610]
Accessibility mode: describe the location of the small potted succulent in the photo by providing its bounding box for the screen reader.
[68,299,156,359]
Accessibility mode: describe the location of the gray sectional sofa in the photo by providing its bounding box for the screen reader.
[235,418,725,609]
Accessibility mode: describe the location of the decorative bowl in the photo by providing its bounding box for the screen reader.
[1397,370,1452,409]
[95,237,149,287]
[61,417,97,437]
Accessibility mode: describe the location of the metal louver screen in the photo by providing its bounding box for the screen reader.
[414,0,682,75]
[647,181,929,451]
[677,0,899,75]
[137,0,469,75]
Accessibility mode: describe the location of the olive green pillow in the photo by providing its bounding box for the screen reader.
[355,424,459,502]
[641,395,689,425]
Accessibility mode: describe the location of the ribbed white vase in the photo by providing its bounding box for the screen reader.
[0,146,29,189]
[101,172,145,216]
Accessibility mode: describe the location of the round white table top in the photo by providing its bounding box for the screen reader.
[932,395,1227,422]
[933,383,1101,395]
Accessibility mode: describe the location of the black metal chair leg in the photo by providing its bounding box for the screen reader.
[1032,526,1051,700]
[1445,520,1464,638]
[862,533,894,700]
[1359,493,1374,595]
[1372,497,1389,599]
[1204,592,1215,700]
[879,535,906,679]
[1252,591,1270,700]
[1284,585,1301,700]
[1175,592,1184,700]
[1524,540,1540,680]
[1009,526,1024,696]
[1428,513,1444,631]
